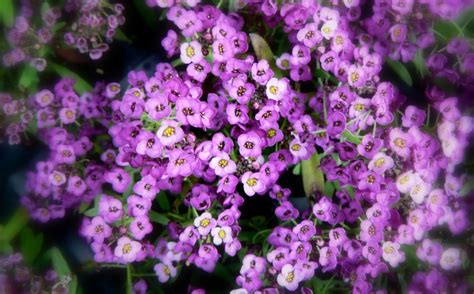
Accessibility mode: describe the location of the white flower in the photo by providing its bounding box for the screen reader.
[409,179,431,204]
[211,226,232,245]
[396,170,417,193]
[440,248,463,271]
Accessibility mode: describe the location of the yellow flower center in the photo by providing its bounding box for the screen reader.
[200,218,210,227]
[269,85,278,95]
[186,45,195,58]
[218,230,226,239]
[122,243,132,254]
[286,271,295,282]
[375,158,385,167]
[218,159,228,168]
[163,126,175,137]
[246,178,257,187]
[394,138,406,148]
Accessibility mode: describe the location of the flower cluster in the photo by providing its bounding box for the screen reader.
[21,79,114,222]
[63,0,125,60]
[0,252,71,293]
[1,0,473,293]
[2,1,61,71]
[1,0,125,72]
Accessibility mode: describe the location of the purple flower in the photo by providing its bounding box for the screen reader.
[114,237,142,263]
[275,201,299,221]
[209,153,237,176]
[327,111,346,137]
[328,228,347,248]
[157,120,185,146]
[193,212,216,236]
[127,195,152,217]
[241,254,267,274]
[226,103,249,126]
[241,172,266,196]
[402,106,426,128]
[360,220,383,243]
[145,96,171,121]
[416,239,442,265]
[167,150,195,177]
[251,59,273,85]
[83,216,112,243]
[136,133,163,159]
[154,261,177,283]
[130,216,153,240]
[212,38,233,62]
[55,144,76,164]
[99,195,123,223]
[35,90,54,107]
[293,220,316,242]
[229,78,255,105]
[319,246,339,272]
[176,98,202,127]
[357,134,382,159]
[368,152,394,174]
[104,167,131,193]
[267,247,290,270]
[238,131,263,158]
[358,171,382,192]
[277,264,303,291]
[362,241,382,264]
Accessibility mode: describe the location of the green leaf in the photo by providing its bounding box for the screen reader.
[83,196,100,217]
[50,247,71,276]
[49,62,92,94]
[0,207,29,243]
[0,0,14,27]
[385,58,412,86]
[249,33,274,62]
[19,66,39,91]
[20,228,43,265]
[115,28,132,44]
[156,192,170,211]
[52,21,67,33]
[413,50,428,78]
[323,181,335,197]
[341,130,362,144]
[433,21,459,40]
[69,275,78,294]
[171,59,184,67]
[301,153,325,197]
[149,211,169,225]
[132,0,160,30]
[460,178,474,197]
[292,163,301,175]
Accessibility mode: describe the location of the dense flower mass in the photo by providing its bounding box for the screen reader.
[1,0,474,293]
[2,0,124,71]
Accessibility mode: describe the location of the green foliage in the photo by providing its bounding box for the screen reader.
[19,65,40,91]
[292,163,301,175]
[49,62,93,94]
[50,247,71,276]
[149,211,170,225]
[385,58,413,86]
[0,0,14,27]
[302,152,325,197]
[0,207,29,246]
[20,227,43,265]
[249,33,274,62]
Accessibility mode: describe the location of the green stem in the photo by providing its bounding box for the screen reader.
[126,264,132,294]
